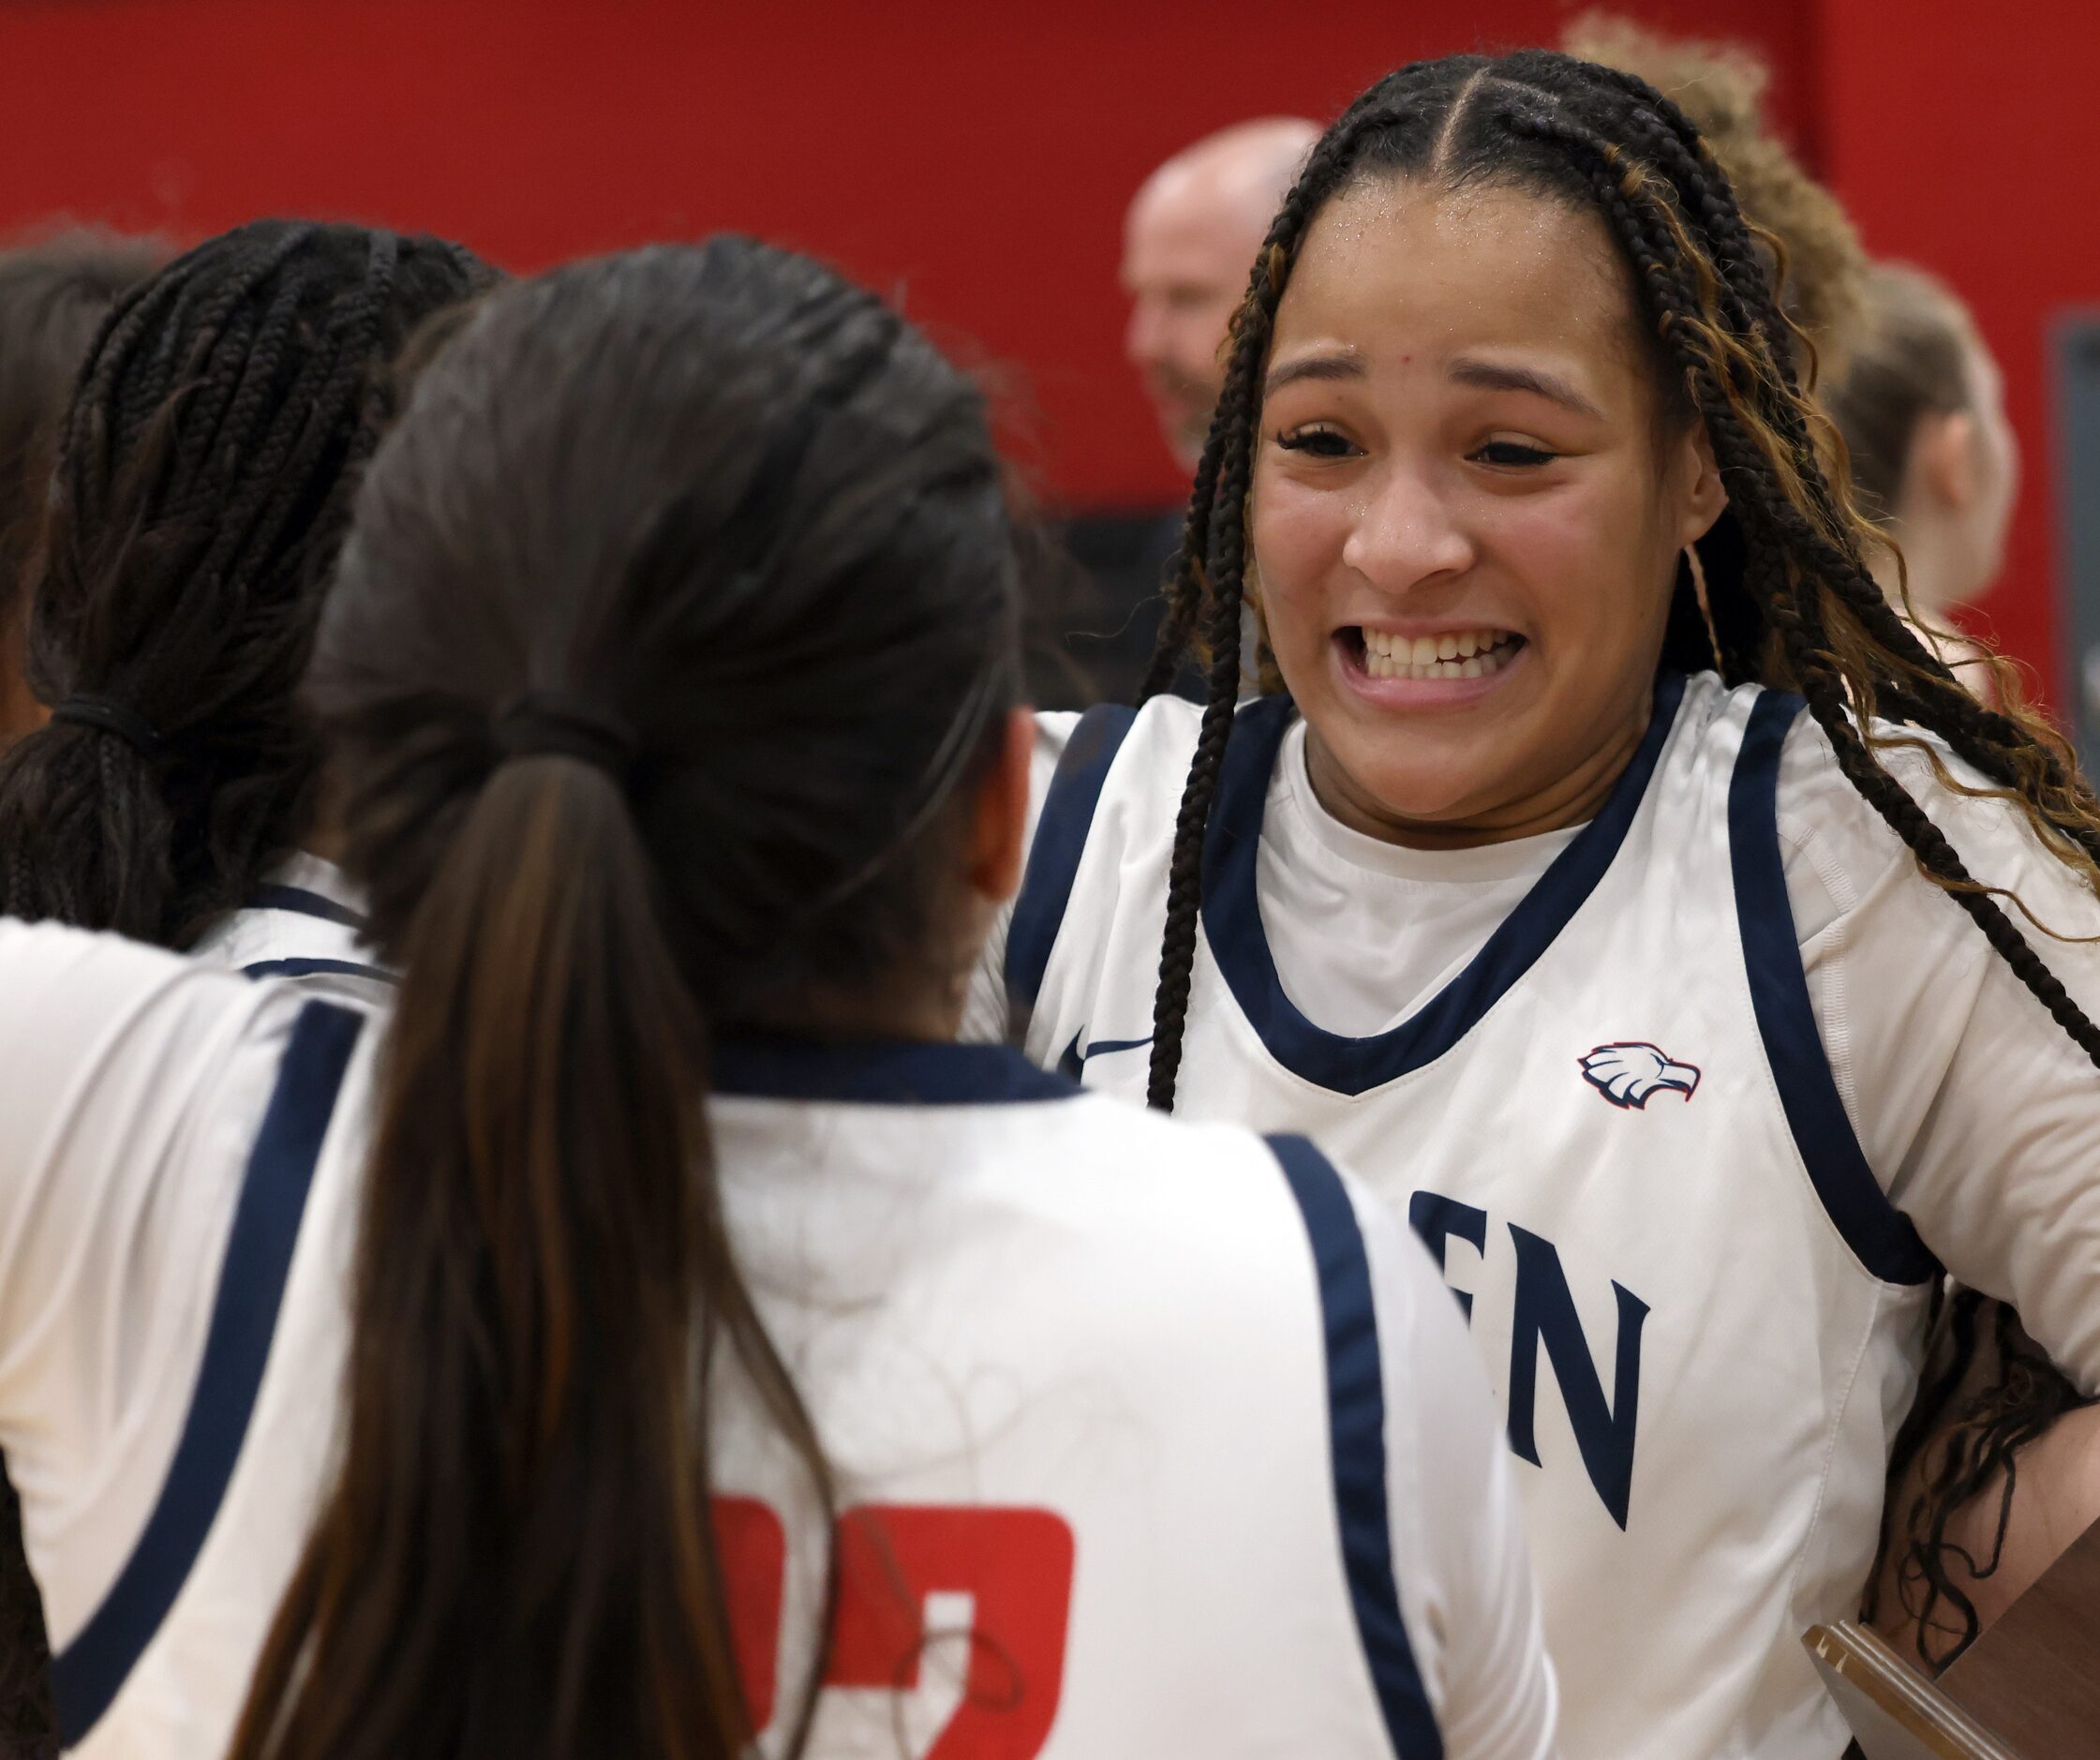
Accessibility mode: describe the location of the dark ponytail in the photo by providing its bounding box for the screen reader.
[0,219,490,948]
[230,241,1020,1760]
[236,759,783,1755]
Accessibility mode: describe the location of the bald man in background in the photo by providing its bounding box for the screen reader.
[1124,117,1318,472]
[1037,116,1317,708]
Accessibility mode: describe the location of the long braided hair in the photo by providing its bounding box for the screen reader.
[1139,51,2100,1663]
[0,218,491,948]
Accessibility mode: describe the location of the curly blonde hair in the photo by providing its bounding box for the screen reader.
[1564,12,1867,380]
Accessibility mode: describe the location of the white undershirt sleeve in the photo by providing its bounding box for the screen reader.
[1356,1186,1560,1760]
[1781,718,2100,1394]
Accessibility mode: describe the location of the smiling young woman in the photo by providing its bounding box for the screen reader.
[972,49,2100,1760]
[1252,176,1724,846]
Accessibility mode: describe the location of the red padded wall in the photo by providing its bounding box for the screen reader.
[1816,0,2100,699]
[0,0,1811,509]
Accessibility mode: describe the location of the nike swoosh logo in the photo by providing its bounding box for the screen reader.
[1058,1030,1154,1080]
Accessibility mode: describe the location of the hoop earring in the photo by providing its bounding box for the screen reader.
[1686,541,1724,674]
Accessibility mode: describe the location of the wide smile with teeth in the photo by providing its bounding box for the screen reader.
[1353,627,1524,681]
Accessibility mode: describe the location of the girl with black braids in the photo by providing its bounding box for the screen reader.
[970,50,2100,1758]
[0,217,489,1753]
[0,217,491,1004]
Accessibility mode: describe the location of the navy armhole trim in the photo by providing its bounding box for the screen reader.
[1267,1133,1444,1759]
[52,1002,365,1743]
[1004,704,1137,1011]
[1728,693,1939,1285]
[246,884,367,932]
[243,955,394,986]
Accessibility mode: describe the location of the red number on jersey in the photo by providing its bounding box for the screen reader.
[712,1494,786,1734]
[827,1504,1076,1757]
[715,1498,1076,1755]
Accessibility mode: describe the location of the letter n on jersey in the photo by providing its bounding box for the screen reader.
[1410,1194,1651,1529]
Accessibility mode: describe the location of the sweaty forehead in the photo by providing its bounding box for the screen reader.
[1273,176,1644,380]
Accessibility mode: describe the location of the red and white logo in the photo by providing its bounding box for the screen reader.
[1579,1042,1701,1110]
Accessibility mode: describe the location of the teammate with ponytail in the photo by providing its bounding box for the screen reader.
[0,218,490,1002]
[975,51,2100,1757]
[0,240,1554,1759]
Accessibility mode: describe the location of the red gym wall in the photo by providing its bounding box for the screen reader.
[1816,0,2100,701]
[0,0,2091,698]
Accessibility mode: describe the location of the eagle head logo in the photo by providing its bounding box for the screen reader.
[1579,1042,1701,1110]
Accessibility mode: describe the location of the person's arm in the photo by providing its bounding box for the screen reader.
[1356,1188,1560,1759]
[1784,723,2100,1387]
[1783,723,2100,1639]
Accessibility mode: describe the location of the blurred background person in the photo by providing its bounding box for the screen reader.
[1123,117,1320,476]
[1565,13,1867,383]
[0,221,158,1760]
[1043,116,1316,708]
[1825,261,2017,698]
[0,230,162,746]
[1571,16,2013,696]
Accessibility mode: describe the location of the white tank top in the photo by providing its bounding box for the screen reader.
[1001,671,1935,1760]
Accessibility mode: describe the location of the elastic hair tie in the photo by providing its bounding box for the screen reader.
[50,694,165,757]
[493,690,640,781]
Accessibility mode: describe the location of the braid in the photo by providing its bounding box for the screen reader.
[1138,418,1229,704]
[0,220,490,947]
[1144,343,1259,1107]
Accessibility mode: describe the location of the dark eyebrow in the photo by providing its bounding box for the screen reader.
[1448,357,1603,420]
[1264,352,1365,396]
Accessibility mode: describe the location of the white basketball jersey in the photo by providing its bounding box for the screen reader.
[186,852,392,1007]
[3,932,1554,1758]
[1002,671,1936,1760]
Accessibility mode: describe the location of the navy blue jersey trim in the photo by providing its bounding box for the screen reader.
[1204,672,1686,1096]
[1268,1133,1443,1758]
[52,1002,364,1743]
[242,956,394,986]
[246,883,367,932]
[1005,704,1138,1010]
[713,1037,1080,1106]
[1728,692,1939,1285]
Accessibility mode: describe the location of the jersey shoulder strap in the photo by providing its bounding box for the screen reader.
[1727,689,1939,1285]
[1266,1132,1445,1759]
[1005,703,1139,1009]
[52,1001,365,1745]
